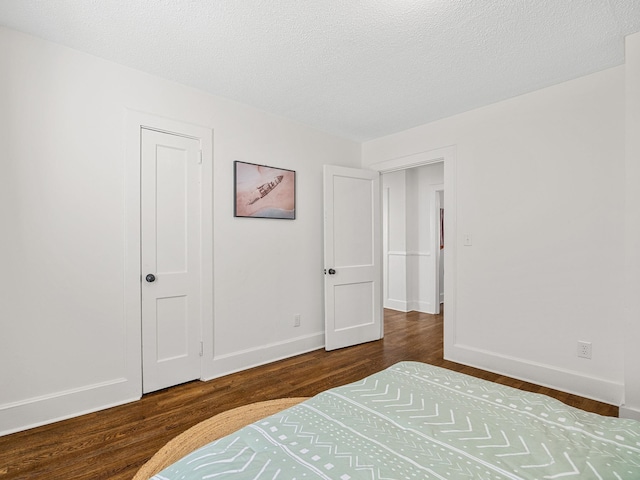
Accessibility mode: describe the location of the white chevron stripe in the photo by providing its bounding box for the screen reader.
[382,392,414,408]
[495,436,531,458]
[520,443,554,469]
[409,401,439,419]
[422,408,455,426]
[477,430,511,449]
[441,415,473,434]
[349,379,379,393]
[543,452,579,479]
[347,377,370,387]
[394,395,424,412]
[332,445,357,467]
[360,384,389,398]
[352,455,374,471]
[459,423,492,441]
[371,388,400,403]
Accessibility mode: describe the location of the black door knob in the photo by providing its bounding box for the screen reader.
[145,274,156,283]
[328,268,336,275]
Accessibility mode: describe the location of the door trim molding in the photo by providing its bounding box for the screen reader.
[125,110,213,395]
[431,185,444,315]
[368,145,457,360]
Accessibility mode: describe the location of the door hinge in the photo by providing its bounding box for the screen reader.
[199,341,204,357]
[198,150,203,164]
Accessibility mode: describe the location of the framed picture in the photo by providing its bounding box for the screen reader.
[234,161,296,219]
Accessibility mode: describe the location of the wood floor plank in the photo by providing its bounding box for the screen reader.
[0,309,618,479]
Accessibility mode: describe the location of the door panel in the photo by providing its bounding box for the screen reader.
[333,175,374,267]
[156,295,188,361]
[141,128,201,393]
[156,147,188,273]
[323,165,382,351]
[334,282,374,330]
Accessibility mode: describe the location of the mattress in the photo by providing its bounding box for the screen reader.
[151,361,640,479]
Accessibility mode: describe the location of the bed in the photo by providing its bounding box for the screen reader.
[142,361,640,479]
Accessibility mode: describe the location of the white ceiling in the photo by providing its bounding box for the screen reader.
[1,1,639,141]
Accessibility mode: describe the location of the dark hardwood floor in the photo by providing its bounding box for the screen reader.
[0,309,618,480]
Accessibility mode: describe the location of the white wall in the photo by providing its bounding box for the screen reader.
[621,32,640,420]
[364,66,627,405]
[383,164,443,313]
[383,170,408,310]
[0,27,361,435]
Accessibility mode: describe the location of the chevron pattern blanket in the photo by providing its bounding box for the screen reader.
[152,362,640,479]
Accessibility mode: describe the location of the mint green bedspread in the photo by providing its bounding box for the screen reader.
[152,362,640,479]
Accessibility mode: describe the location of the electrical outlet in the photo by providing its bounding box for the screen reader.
[294,314,301,327]
[577,341,592,359]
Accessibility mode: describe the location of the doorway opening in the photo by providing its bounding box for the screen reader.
[368,145,457,356]
[381,162,444,315]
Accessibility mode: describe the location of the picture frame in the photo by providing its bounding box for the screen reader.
[234,161,296,219]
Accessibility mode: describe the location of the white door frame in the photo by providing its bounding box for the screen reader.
[431,185,444,315]
[368,145,457,358]
[125,111,213,396]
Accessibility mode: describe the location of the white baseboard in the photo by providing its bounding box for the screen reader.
[384,299,408,312]
[385,300,438,314]
[619,405,640,420]
[410,301,436,314]
[445,343,624,406]
[202,332,325,381]
[0,377,140,436]
[1,334,325,436]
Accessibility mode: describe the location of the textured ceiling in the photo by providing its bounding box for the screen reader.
[1,1,639,141]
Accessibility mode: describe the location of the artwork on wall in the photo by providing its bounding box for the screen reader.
[234,161,296,219]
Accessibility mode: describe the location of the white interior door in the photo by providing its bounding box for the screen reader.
[141,128,202,393]
[323,165,382,351]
